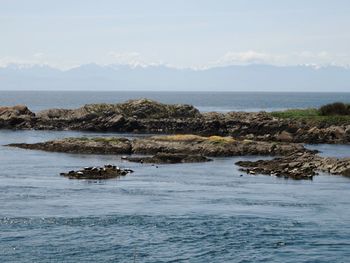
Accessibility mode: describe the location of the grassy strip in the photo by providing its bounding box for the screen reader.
[270,108,350,125]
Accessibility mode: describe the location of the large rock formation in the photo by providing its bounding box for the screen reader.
[1,99,350,144]
[34,99,201,131]
[0,105,34,129]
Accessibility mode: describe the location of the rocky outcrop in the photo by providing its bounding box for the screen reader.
[1,99,350,144]
[7,134,307,157]
[60,165,133,179]
[8,137,132,155]
[34,99,201,131]
[214,111,350,144]
[0,105,34,129]
[124,153,211,164]
[236,152,350,180]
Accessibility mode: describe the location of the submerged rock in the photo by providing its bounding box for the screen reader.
[60,165,133,179]
[125,153,211,164]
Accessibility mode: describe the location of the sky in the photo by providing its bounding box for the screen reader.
[1,0,350,69]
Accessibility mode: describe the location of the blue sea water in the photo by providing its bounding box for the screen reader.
[1,92,350,262]
[0,90,350,112]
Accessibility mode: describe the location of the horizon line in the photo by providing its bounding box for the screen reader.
[1,90,350,94]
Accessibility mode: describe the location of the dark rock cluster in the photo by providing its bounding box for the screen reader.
[236,153,317,180]
[236,152,350,180]
[60,165,133,179]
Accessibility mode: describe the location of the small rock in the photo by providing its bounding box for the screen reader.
[60,165,133,179]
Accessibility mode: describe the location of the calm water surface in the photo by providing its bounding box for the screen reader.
[1,130,350,262]
[1,91,350,112]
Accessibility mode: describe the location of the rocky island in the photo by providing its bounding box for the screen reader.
[2,99,350,180]
[1,99,350,144]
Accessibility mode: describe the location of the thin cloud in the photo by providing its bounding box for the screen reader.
[210,50,350,68]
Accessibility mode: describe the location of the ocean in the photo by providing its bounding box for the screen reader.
[1,91,350,262]
[1,91,350,112]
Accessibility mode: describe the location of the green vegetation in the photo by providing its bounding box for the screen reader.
[319,102,350,116]
[270,102,350,125]
[271,108,320,119]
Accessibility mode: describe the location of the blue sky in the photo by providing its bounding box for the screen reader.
[1,0,350,69]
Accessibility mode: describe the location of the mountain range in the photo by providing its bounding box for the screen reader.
[0,64,349,92]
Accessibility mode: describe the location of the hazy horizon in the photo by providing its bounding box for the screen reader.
[1,63,350,92]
